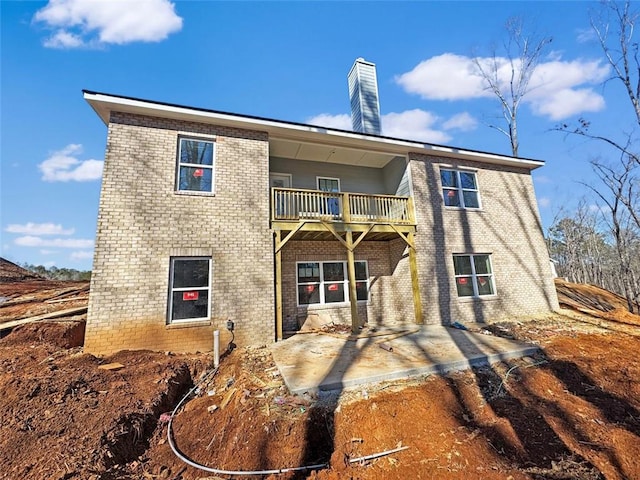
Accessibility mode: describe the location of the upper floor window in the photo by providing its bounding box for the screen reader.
[168,257,212,322]
[440,169,480,209]
[453,254,495,297]
[177,138,215,193]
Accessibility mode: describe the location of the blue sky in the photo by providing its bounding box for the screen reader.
[0,0,632,271]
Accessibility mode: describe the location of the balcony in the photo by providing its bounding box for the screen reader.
[271,187,415,225]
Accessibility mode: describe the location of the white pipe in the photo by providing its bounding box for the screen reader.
[166,366,409,476]
[213,330,220,368]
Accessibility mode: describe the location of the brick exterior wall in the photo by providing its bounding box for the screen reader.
[86,106,557,355]
[408,153,559,325]
[280,240,414,331]
[85,112,274,355]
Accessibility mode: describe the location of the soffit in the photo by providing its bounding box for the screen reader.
[269,138,396,168]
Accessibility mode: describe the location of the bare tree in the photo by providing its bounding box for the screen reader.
[551,1,640,312]
[592,0,640,125]
[473,17,552,157]
[586,157,639,312]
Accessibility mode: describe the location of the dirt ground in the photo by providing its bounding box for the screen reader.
[0,274,639,480]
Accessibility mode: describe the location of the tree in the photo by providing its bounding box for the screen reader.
[552,1,640,312]
[473,16,552,157]
[592,0,640,126]
[587,157,640,312]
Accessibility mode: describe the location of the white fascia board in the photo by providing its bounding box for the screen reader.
[83,91,545,170]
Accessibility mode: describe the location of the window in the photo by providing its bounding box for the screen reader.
[168,257,212,322]
[177,138,215,193]
[316,177,341,216]
[453,254,495,297]
[297,260,369,305]
[440,169,480,208]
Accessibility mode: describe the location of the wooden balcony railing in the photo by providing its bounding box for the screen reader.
[271,187,415,225]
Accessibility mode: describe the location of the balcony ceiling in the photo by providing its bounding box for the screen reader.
[270,138,399,168]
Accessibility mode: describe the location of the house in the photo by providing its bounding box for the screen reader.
[83,90,558,355]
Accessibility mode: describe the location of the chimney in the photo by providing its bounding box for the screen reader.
[348,58,382,135]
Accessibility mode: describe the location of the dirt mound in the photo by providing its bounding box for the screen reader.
[0,321,212,480]
[0,257,44,282]
[1,320,86,349]
[0,279,89,329]
[114,324,638,480]
[0,280,638,479]
[555,278,640,326]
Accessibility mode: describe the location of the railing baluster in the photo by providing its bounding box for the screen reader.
[271,187,412,225]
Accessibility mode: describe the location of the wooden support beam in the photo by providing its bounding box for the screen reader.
[351,224,375,250]
[407,232,423,324]
[275,230,283,341]
[389,224,415,249]
[345,231,360,332]
[320,221,350,250]
[275,222,305,253]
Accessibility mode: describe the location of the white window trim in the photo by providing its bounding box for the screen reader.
[270,172,293,188]
[176,137,216,194]
[316,176,341,192]
[452,254,496,298]
[441,168,481,210]
[296,260,369,307]
[168,256,212,323]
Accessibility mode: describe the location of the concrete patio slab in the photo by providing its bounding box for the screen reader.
[269,325,538,394]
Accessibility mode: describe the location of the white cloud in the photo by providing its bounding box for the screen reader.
[307,109,470,144]
[40,249,58,255]
[306,113,352,130]
[33,0,183,49]
[6,222,75,236]
[396,53,610,120]
[70,250,93,260]
[534,175,552,184]
[576,28,596,44]
[395,53,490,100]
[14,236,94,249]
[538,197,551,208]
[39,144,103,182]
[442,112,478,131]
[382,109,452,143]
[43,30,84,48]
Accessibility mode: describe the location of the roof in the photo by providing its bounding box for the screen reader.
[83,90,545,170]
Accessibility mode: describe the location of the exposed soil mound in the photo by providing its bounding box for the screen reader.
[0,277,638,479]
[0,257,43,282]
[0,322,211,480]
[1,320,86,349]
[555,278,640,326]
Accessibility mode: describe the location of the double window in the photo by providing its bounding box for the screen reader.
[168,257,212,322]
[441,169,480,209]
[453,254,495,297]
[297,261,368,305]
[177,138,215,193]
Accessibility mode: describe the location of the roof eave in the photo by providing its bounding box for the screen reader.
[83,90,545,170]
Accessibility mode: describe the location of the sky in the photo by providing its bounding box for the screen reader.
[1,0,634,271]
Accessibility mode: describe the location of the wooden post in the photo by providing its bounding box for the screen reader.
[345,231,360,333]
[407,232,423,324]
[407,195,416,224]
[275,230,283,341]
[341,192,351,222]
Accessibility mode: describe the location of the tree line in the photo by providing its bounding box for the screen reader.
[20,263,91,282]
[475,1,639,312]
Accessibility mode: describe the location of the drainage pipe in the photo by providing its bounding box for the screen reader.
[213,330,220,368]
[167,366,409,476]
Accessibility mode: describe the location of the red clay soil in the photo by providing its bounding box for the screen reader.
[555,278,640,326]
[0,279,90,325]
[0,322,210,480]
[0,278,639,479]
